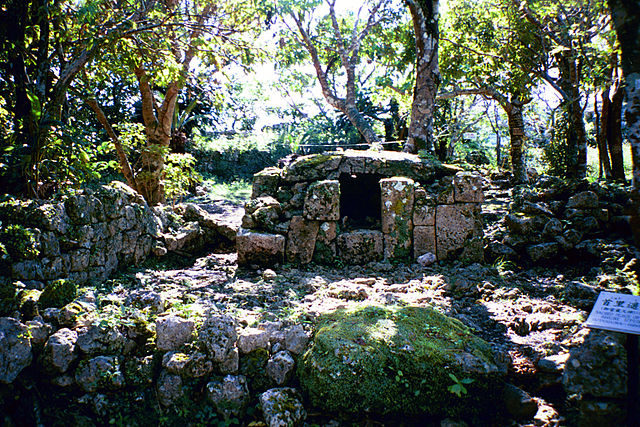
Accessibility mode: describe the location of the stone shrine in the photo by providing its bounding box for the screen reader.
[237,150,484,266]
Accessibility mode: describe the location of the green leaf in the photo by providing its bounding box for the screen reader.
[25,89,42,121]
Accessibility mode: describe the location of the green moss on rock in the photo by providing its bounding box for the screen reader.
[0,224,40,260]
[239,348,271,392]
[298,305,505,418]
[39,279,77,309]
[18,289,41,319]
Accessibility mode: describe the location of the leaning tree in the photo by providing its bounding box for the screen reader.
[608,0,640,241]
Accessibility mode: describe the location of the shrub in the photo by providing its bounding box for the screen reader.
[542,113,571,177]
[164,153,203,203]
[0,224,40,260]
[39,279,77,309]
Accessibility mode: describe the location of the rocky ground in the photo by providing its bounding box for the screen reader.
[68,181,638,426]
[3,175,637,426]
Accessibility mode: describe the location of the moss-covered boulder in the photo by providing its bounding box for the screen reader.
[298,305,506,419]
[38,279,77,309]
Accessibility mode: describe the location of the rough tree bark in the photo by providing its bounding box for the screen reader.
[607,82,626,181]
[134,4,212,205]
[596,93,613,180]
[403,0,440,154]
[506,99,529,184]
[608,0,640,243]
[290,0,383,146]
[557,57,588,179]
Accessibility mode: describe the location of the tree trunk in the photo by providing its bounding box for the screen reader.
[345,105,380,146]
[558,58,587,179]
[608,0,640,243]
[404,0,440,154]
[597,90,613,180]
[292,9,381,146]
[506,102,529,184]
[134,66,176,205]
[608,82,626,181]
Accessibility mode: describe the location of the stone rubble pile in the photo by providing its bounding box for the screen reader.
[485,176,633,264]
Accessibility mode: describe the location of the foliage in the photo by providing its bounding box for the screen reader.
[39,279,78,309]
[0,0,165,196]
[190,131,287,179]
[0,224,40,260]
[164,153,203,204]
[542,112,572,177]
[447,373,475,397]
[203,178,252,204]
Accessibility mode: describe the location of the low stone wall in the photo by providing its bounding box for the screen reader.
[0,298,508,425]
[238,150,484,267]
[0,182,237,310]
[0,182,159,290]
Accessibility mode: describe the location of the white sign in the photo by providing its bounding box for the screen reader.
[463,132,477,140]
[585,291,640,335]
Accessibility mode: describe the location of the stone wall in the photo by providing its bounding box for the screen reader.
[0,182,237,297]
[0,182,159,290]
[237,150,484,266]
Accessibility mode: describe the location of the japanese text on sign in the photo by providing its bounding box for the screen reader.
[585,291,640,335]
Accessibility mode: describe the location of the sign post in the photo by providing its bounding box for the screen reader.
[585,291,640,427]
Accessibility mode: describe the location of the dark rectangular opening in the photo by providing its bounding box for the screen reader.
[339,173,382,230]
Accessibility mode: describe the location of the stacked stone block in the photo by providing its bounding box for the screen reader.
[238,150,485,267]
[0,182,159,288]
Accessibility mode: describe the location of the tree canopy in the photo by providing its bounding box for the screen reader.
[0,0,637,205]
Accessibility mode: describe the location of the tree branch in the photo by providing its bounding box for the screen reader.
[86,98,138,192]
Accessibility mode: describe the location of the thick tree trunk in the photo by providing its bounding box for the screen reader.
[558,59,587,179]
[506,102,529,184]
[608,0,640,243]
[608,83,626,181]
[134,66,176,205]
[404,0,440,154]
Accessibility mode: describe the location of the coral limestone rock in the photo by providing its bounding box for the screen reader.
[259,387,307,427]
[156,315,196,352]
[453,172,484,203]
[197,314,238,370]
[337,230,384,265]
[298,305,505,417]
[436,203,483,262]
[75,355,124,392]
[286,216,320,264]
[237,230,285,267]
[207,374,250,419]
[42,328,77,373]
[303,180,340,221]
[380,177,415,260]
[0,317,33,383]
